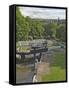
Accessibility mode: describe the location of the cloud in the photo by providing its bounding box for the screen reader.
[19,6,66,19]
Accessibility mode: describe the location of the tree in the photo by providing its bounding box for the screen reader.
[29,20,44,39]
[49,22,57,38]
[16,7,66,42]
[43,22,58,39]
[16,7,30,41]
[16,8,44,41]
[56,24,66,42]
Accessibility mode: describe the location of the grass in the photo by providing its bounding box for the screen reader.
[16,65,30,73]
[16,65,32,82]
[51,50,66,69]
[41,67,66,82]
[41,50,66,82]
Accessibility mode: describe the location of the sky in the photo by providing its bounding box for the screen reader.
[19,6,66,19]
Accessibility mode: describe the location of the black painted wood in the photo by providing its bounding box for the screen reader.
[16,48,48,62]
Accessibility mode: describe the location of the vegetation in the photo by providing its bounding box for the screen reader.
[56,24,66,42]
[41,50,66,81]
[16,7,66,42]
[41,67,66,81]
[16,7,66,82]
[16,7,30,41]
[16,66,30,72]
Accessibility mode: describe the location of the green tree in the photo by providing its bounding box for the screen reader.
[29,20,44,39]
[16,7,30,41]
[43,22,58,39]
[56,24,66,42]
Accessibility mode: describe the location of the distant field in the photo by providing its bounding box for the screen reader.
[41,49,66,82]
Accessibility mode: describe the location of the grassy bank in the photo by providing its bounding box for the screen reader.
[41,50,66,82]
